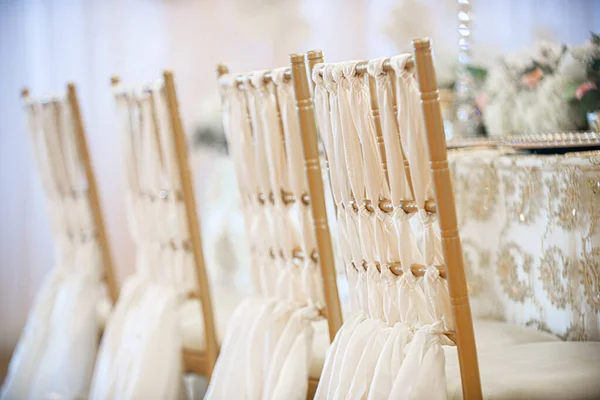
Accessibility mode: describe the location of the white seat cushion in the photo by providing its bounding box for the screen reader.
[310,319,331,378]
[308,318,560,379]
[181,295,331,379]
[180,286,246,351]
[445,341,600,399]
[466,319,559,348]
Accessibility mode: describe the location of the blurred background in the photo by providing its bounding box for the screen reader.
[0,0,599,377]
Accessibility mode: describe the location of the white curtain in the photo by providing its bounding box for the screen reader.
[1,100,106,400]
[313,57,455,399]
[89,85,196,399]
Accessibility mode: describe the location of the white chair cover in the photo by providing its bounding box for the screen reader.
[89,84,197,399]
[313,56,456,399]
[312,64,357,313]
[208,69,324,400]
[206,76,267,399]
[264,67,332,400]
[1,100,104,400]
[313,63,364,400]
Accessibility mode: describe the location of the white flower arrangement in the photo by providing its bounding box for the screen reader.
[481,41,587,136]
[192,96,228,153]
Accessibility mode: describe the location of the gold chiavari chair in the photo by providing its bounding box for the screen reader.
[2,85,119,399]
[216,60,342,399]
[110,72,218,379]
[289,39,482,399]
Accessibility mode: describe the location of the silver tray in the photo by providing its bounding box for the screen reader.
[501,132,600,150]
[446,137,500,149]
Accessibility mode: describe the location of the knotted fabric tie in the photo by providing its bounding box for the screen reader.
[389,321,453,400]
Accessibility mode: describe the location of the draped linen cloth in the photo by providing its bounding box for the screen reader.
[205,76,269,399]
[1,100,106,400]
[313,64,357,311]
[235,73,297,398]
[208,71,323,400]
[313,57,456,399]
[388,55,453,399]
[313,62,388,400]
[261,68,328,399]
[313,64,361,399]
[89,85,198,399]
[220,74,264,294]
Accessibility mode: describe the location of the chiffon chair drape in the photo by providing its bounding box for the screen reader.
[1,88,116,400]
[89,76,215,399]
[208,67,337,400]
[312,55,455,399]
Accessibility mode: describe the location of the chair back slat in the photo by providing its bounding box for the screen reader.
[291,53,342,341]
[412,38,482,399]
[162,71,219,379]
[368,74,391,190]
[67,84,119,304]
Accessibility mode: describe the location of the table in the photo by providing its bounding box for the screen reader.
[450,149,600,341]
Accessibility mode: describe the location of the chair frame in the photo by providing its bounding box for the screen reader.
[289,38,483,399]
[21,84,120,305]
[111,72,219,380]
[413,38,482,399]
[291,51,342,399]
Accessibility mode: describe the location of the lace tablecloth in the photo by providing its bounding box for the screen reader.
[450,149,600,340]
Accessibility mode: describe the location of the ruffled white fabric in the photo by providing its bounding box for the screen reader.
[390,322,453,399]
[1,253,102,400]
[203,298,263,399]
[90,277,182,400]
[312,58,456,399]
[89,85,197,399]
[389,55,444,269]
[264,307,319,400]
[208,71,326,400]
[1,100,107,400]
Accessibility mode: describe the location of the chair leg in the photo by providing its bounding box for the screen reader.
[307,376,319,399]
[182,349,208,377]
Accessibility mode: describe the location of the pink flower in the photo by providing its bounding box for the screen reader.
[475,92,489,112]
[521,67,544,89]
[576,81,598,100]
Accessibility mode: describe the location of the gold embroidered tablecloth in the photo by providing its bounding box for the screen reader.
[450,149,600,340]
